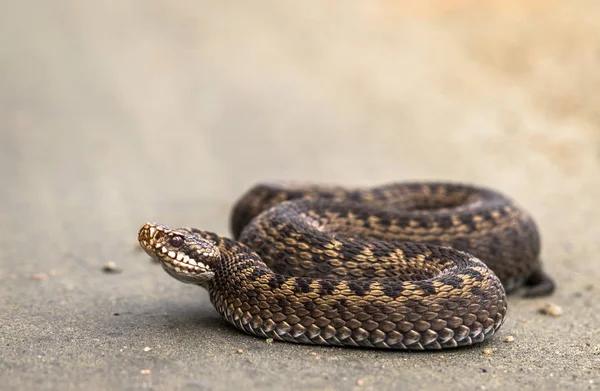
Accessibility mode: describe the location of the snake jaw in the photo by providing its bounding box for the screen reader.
[138,222,217,287]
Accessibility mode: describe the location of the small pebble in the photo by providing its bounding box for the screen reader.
[538,302,563,317]
[103,262,121,273]
[140,369,151,375]
[143,346,152,352]
[482,348,494,356]
[265,338,273,344]
[30,273,48,281]
[504,336,515,343]
[481,368,488,373]
[236,349,244,354]
[355,377,373,386]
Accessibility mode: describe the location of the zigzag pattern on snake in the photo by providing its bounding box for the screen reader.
[137,182,554,350]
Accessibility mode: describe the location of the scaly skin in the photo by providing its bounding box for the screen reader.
[137,182,554,350]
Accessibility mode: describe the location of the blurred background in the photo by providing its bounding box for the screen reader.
[3,0,599,282]
[2,1,600,390]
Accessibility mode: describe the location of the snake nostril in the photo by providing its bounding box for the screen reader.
[138,227,149,242]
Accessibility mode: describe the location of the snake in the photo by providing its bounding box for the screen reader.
[137,182,555,350]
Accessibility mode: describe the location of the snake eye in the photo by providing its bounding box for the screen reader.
[170,236,184,247]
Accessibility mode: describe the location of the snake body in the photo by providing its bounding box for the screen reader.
[138,182,554,350]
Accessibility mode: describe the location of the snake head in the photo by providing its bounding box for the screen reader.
[138,222,218,287]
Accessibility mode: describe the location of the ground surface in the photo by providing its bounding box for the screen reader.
[2,1,600,390]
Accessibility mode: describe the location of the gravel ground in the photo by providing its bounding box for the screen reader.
[2,1,600,390]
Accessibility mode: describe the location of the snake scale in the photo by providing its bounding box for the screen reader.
[138,182,554,350]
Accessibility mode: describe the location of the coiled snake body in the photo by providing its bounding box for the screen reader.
[138,182,554,350]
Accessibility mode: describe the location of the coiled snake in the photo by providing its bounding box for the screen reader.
[138,182,554,350]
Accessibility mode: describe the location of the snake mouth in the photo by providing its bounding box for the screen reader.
[138,223,212,278]
[155,245,209,276]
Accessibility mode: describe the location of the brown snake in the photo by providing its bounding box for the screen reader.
[138,182,554,350]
